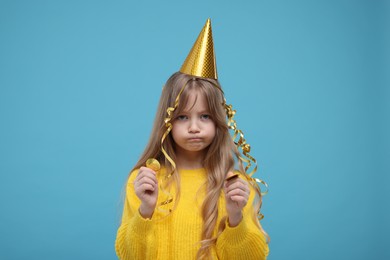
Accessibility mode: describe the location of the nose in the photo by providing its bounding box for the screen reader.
[188,119,200,133]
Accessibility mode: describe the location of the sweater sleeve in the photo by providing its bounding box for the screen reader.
[216,187,269,260]
[115,170,157,260]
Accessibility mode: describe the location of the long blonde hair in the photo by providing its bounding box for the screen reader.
[130,72,265,259]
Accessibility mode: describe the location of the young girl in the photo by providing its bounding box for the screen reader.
[115,19,269,260]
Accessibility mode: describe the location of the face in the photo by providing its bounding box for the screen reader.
[171,91,216,158]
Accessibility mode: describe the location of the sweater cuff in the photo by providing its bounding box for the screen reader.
[220,217,250,247]
[129,209,154,237]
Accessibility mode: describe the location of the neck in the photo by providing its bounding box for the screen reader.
[174,149,206,170]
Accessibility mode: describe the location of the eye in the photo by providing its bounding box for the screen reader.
[176,115,188,121]
[200,114,211,120]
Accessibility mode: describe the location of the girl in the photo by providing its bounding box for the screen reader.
[115,19,269,260]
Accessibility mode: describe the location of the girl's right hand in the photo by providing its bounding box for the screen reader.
[134,166,158,219]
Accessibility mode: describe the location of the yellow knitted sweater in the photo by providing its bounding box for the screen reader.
[115,168,269,259]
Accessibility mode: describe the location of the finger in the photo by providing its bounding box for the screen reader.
[225,180,249,194]
[226,188,249,199]
[135,171,158,185]
[140,166,156,173]
[137,167,157,179]
[135,169,157,184]
[136,176,158,189]
[138,183,156,192]
[230,195,248,205]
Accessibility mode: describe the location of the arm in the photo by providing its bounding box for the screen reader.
[216,172,269,259]
[115,169,158,260]
[216,212,269,260]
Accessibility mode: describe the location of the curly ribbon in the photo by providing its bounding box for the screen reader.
[224,102,269,195]
[201,79,269,196]
[224,102,269,223]
[158,79,193,212]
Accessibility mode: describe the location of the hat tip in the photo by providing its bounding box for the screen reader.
[179,17,218,79]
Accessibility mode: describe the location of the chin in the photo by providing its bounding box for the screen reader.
[185,145,207,152]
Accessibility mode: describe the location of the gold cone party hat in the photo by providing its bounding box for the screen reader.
[180,18,218,79]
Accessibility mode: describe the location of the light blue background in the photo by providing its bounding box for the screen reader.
[0,0,389,259]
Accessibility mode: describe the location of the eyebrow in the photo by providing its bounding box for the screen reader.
[180,110,210,114]
[198,110,210,114]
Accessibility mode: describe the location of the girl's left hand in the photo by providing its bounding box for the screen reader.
[224,172,250,227]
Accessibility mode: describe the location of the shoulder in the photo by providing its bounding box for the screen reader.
[129,169,139,179]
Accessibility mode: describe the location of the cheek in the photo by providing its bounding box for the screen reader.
[171,125,179,140]
[209,123,217,138]
[171,123,184,139]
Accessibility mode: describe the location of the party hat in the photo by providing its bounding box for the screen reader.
[180,18,218,79]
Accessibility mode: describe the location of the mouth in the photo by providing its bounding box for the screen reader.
[188,138,203,142]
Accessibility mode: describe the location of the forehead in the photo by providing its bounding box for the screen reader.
[180,89,209,112]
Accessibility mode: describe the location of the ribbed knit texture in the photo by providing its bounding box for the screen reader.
[115,168,269,259]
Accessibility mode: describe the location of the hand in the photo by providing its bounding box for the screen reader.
[134,166,158,219]
[224,172,250,227]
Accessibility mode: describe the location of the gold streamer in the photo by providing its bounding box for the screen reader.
[159,79,193,210]
[225,99,269,225]
[202,79,269,197]
[224,102,269,197]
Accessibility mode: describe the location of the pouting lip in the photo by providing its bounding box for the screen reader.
[187,137,203,142]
